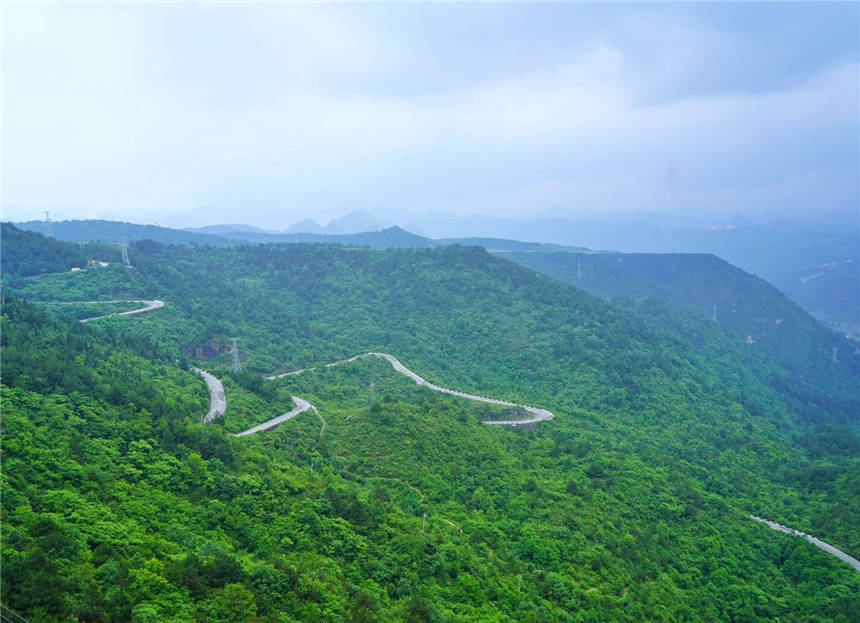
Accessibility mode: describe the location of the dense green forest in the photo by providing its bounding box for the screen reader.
[18,217,856,337]
[500,250,860,401]
[12,220,236,248]
[0,223,119,278]
[1,228,858,622]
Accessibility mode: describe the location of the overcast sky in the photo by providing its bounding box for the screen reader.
[3,2,858,229]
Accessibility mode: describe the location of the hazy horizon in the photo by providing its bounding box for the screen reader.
[3,3,858,230]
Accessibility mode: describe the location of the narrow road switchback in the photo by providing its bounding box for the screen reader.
[272,352,554,426]
[230,397,314,437]
[78,299,164,323]
[194,368,226,423]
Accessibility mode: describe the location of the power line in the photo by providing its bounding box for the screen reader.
[0,603,33,623]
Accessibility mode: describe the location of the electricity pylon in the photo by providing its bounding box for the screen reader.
[231,337,241,373]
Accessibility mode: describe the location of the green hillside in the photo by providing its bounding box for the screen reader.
[13,220,237,247]
[2,231,858,622]
[501,250,860,401]
[0,222,119,277]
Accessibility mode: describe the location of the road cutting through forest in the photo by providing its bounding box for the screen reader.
[750,515,860,572]
[269,352,554,426]
[193,368,227,424]
[230,396,315,437]
[67,297,859,575]
[72,299,164,322]
[73,301,550,429]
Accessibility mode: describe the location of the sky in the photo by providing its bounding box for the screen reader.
[2,2,858,229]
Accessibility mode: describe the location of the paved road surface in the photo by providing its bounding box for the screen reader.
[75,299,164,323]
[230,397,314,437]
[750,515,860,572]
[270,352,554,426]
[194,368,226,423]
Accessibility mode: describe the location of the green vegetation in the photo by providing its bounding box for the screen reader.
[11,219,235,247]
[502,250,860,402]
[1,230,858,622]
[0,222,119,278]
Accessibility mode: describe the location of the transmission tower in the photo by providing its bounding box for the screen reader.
[231,337,241,373]
[369,381,375,404]
[44,211,53,238]
[121,243,131,267]
[712,305,718,323]
[832,346,839,364]
[577,261,582,279]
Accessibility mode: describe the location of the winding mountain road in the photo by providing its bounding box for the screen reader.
[65,297,859,573]
[73,299,165,323]
[750,515,860,572]
[194,368,226,423]
[230,397,314,437]
[269,352,554,426]
[58,295,859,572]
[68,297,549,430]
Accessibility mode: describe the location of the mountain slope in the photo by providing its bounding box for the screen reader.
[0,222,119,277]
[392,212,860,336]
[501,250,860,400]
[13,219,238,247]
[2,230,858,622]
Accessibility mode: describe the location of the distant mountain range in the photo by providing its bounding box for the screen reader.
[394,211,860,336]
[11,214,858,337]
[281,210,394,235]
[185,210,393,236]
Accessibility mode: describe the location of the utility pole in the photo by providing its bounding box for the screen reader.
[231,337,241,373]
[44,211,53,238]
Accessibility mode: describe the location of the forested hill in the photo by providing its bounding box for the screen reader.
[2,230,859,621]
[13,218,853,340]
[12,219,432,249]
[13,219,238,247]
[6,220,855,408]
[502,250,860,398]
[196,225,432,248]
[0,222,119,277]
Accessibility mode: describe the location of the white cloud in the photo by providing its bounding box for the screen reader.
[2,3,856,225]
